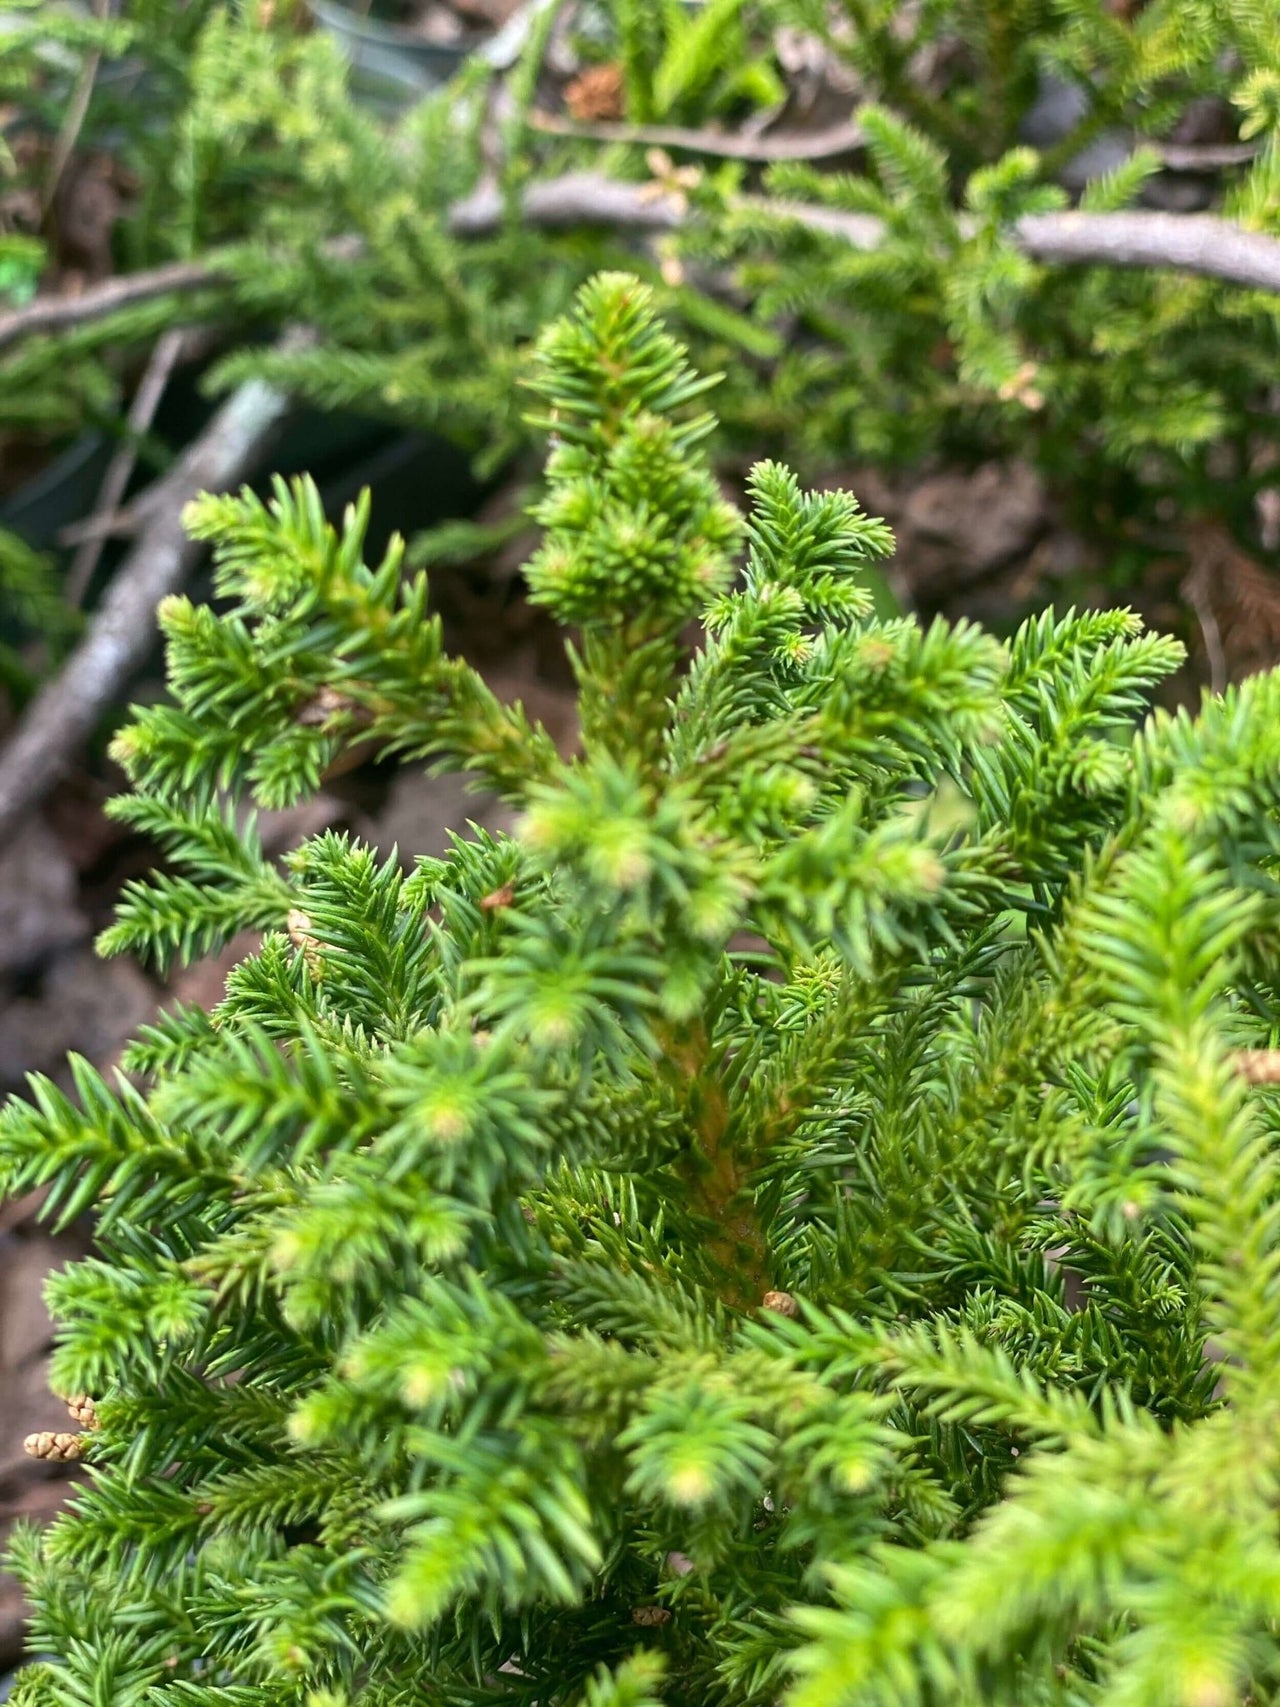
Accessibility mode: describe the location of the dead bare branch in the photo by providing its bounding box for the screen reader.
[527,111,867,161]
[449,171,685,234]
[4,177,1280,366]
[450,174,1280,293]
[0,258,229,356]
[1152,140,1258,171]
[1012,209,1280,292]
[450,175,1280,290]
[65,327,188,606]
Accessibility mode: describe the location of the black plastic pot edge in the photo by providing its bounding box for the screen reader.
[308,0,562,113]
[1,406,484,572]
[0,435,114,553]
[309,0,478,113]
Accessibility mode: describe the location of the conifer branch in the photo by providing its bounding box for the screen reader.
[0,351,302,841]
[11,273,1280,1707]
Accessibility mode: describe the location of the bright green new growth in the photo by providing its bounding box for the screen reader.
[7,273,1280,1707]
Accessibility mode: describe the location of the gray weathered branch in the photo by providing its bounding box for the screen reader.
[4,177,1280,366]
[451,174,1280,294]
[1013,209,1280,292]
[527,112,867,162]
[0,258,229,357]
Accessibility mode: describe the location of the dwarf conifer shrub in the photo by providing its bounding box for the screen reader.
[9,273,1280,1706]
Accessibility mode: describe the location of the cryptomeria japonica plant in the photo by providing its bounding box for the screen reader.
[8,273,1280,1707]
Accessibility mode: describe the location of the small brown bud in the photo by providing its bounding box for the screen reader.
[479,883,515,912]
[65,1395,100,1430]
[631,1605,672,1626]
[286,908,323,975]
[998,361,1045,411]
[564,62,624,122]
[762,1290,799,1318]
[295,684,360,728]
[1233,1049,1280,1085]
[24,1431,84,1462]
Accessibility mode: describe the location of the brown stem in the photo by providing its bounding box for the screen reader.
[528,111,867,163]
[0,258,230,355]
[659,1018,771,1310]
[66,327,188,607]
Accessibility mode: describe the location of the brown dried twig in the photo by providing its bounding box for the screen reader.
[0,258,229,356]
[1182,563,1228,696]
[527,111,867,162]
[41,22,105,219]
[1151,140,1258,172]
[64,327,189,606]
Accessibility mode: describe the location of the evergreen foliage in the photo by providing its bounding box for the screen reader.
[7,0,1280,683]
[191,0,1280,589]
[9,273,1280,1704]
